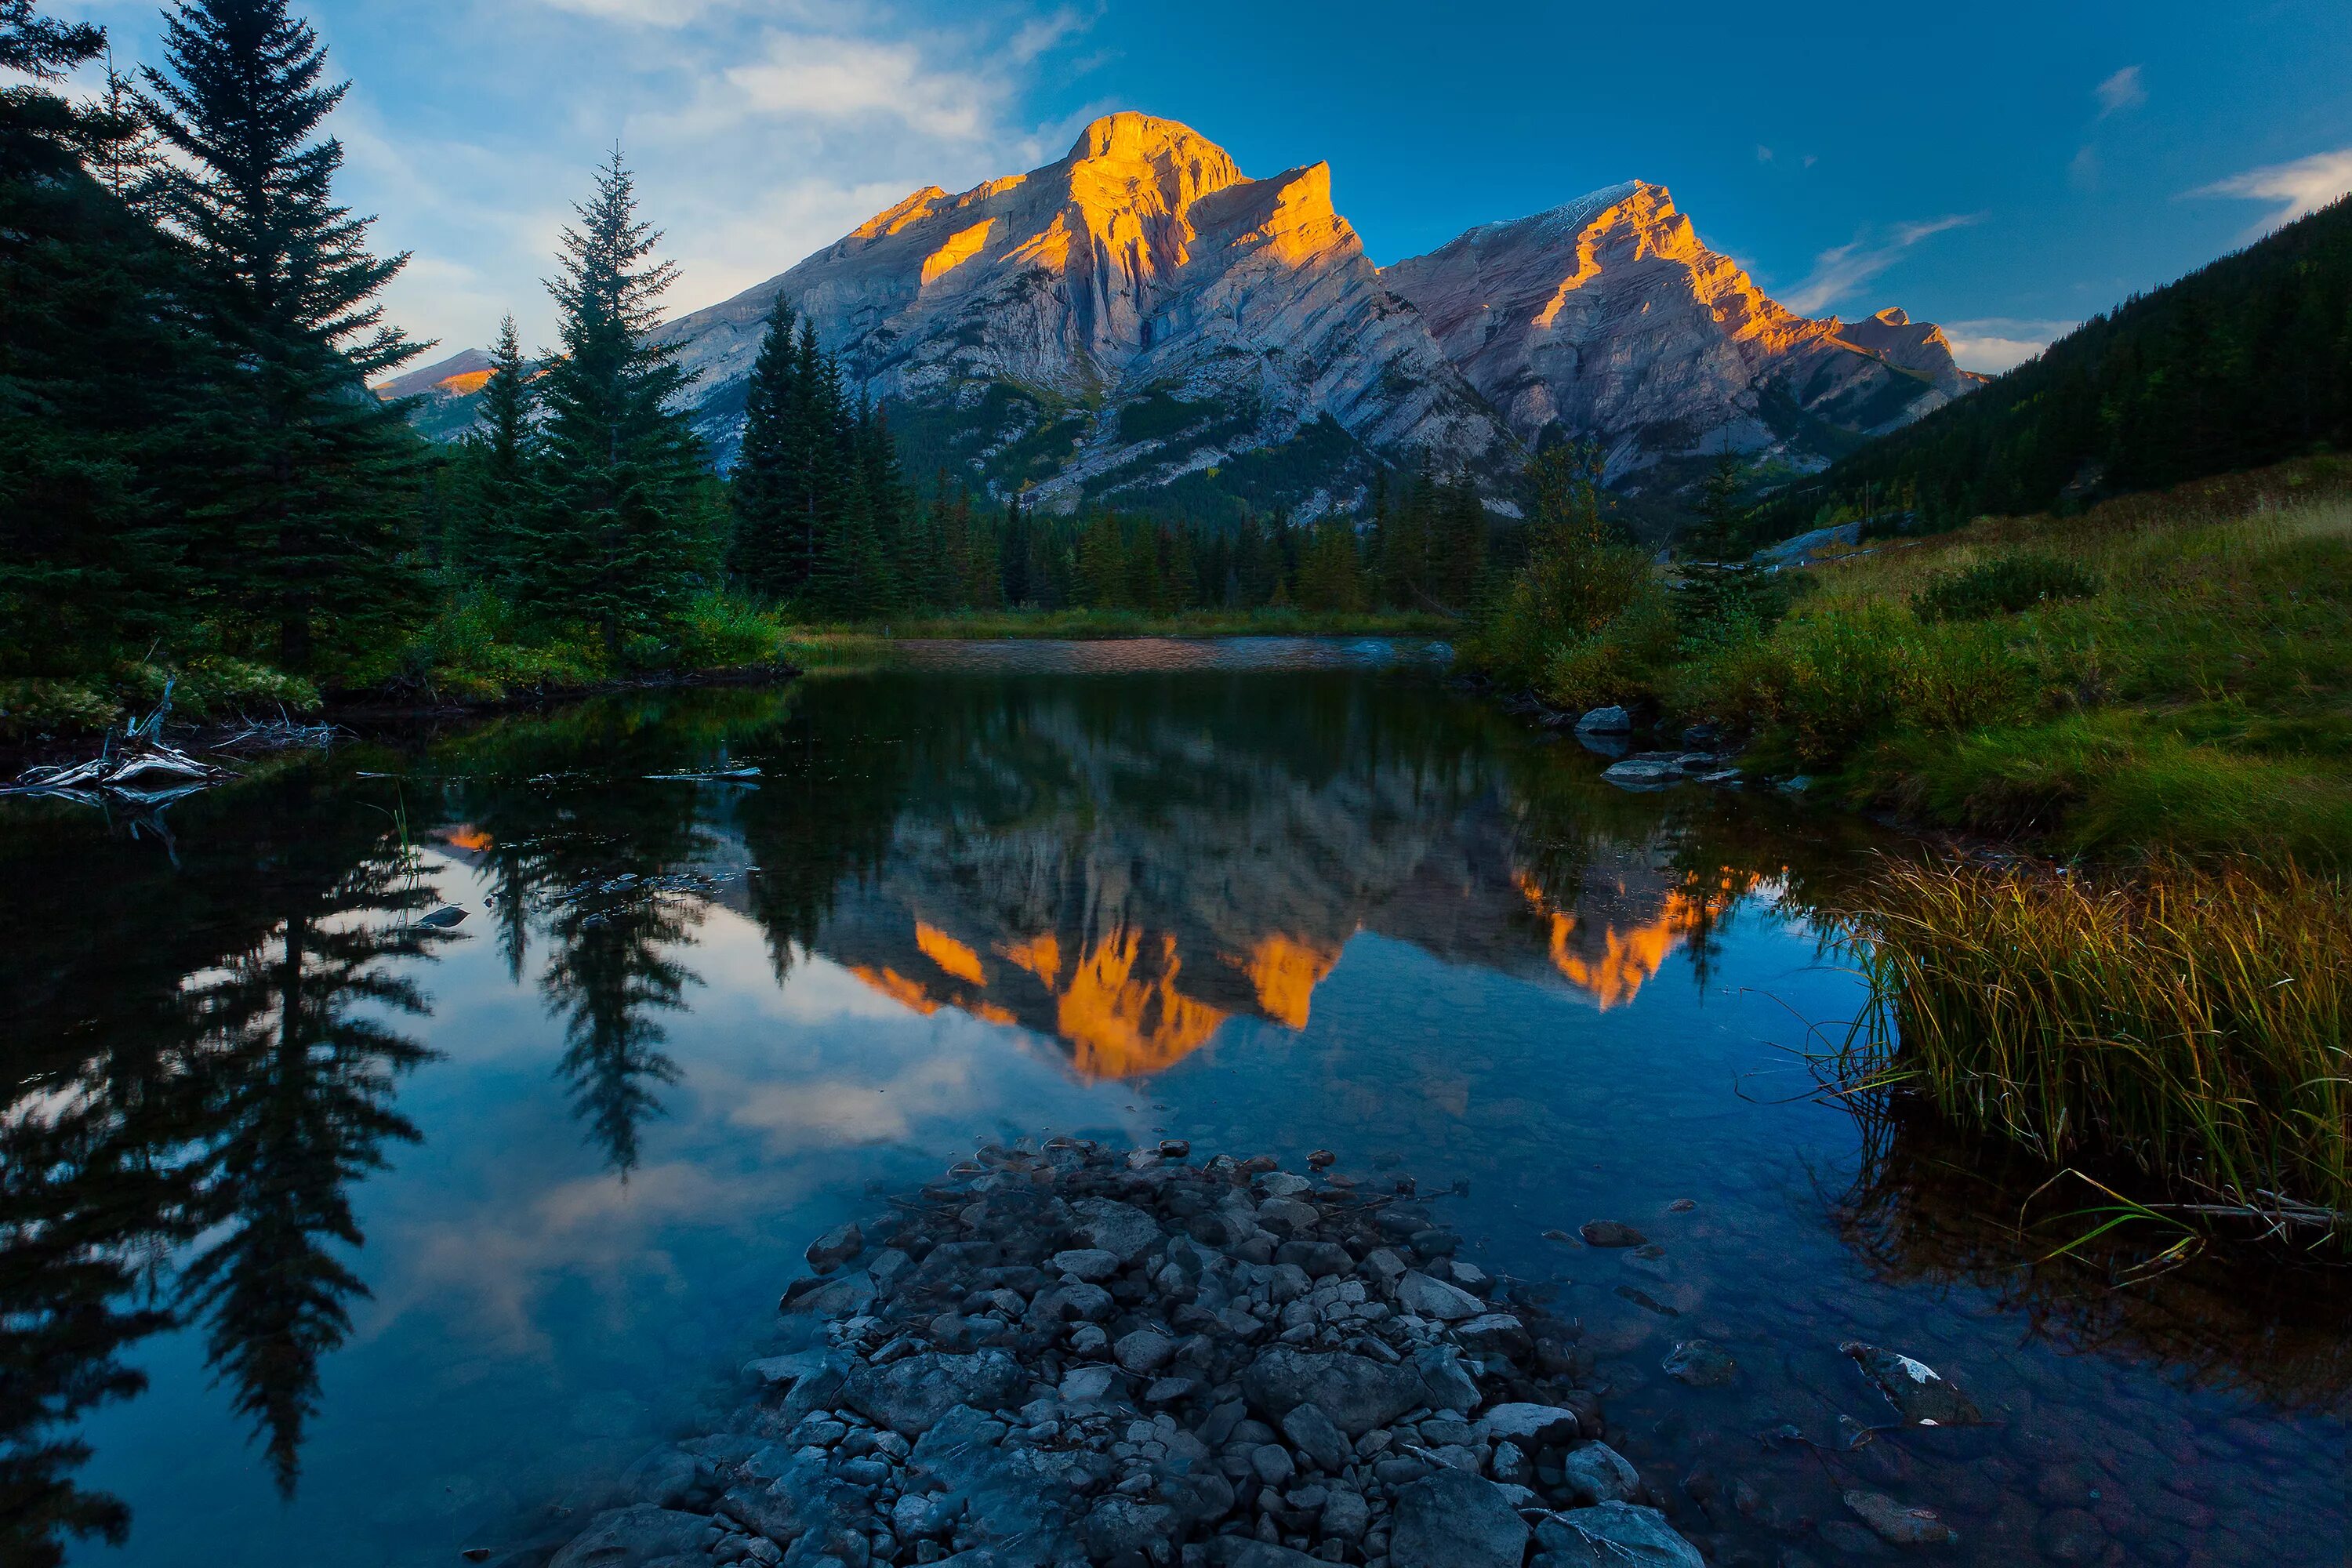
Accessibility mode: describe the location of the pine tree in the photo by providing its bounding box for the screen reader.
[1672,449,1765,639]
[0,2,213,676]
[726,294,803,599]
[456,313,536,586]
[138,0,429,671]
[528,151,705,661]
[1000,492,1031,607]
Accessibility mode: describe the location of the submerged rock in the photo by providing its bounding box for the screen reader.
[1841,1341,1984,1425]
[1577,1221,1646,1249]
[1844,1488,1961,1547]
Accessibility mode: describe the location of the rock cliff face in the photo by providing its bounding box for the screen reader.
[661,112,1510,519]
[1380,182,1984,483]
[390,118,1984,513]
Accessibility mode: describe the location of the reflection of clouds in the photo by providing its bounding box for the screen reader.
[724,1049,983,1148]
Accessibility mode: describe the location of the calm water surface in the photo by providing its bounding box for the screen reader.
[3,643,2343,1567]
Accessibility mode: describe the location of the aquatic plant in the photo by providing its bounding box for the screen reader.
[1834,855,2350,1242]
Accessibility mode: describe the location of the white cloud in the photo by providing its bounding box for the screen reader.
[1784,213,1981,315]
[2068,143,2100,191]
[2094,65,2145,118]
[2194,148,2352,238]
[1755,144,1773,163]
[1942,318,2077,374]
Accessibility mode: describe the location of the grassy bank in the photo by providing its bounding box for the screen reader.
[0,590,803,743]
[1835,857,2350,1235]
[790,607,1457,642]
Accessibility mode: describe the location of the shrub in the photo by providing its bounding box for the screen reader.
[0,679,122,739]
[676,590,789,669]
[1462,543,1652,689]
[1913,551,2102,622]
[1535,591,1680,712]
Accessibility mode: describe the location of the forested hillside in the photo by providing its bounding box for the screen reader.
[1758,196,2352,533]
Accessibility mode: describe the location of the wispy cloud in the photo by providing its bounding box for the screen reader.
[2093,65,2145,118]
[1784,213,1981,315]
[1942,318,2077,375]
[2194,148,2352,238]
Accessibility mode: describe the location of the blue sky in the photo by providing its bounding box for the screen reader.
[56,0,2352,371]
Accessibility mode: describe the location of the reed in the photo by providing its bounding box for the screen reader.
[1835,855,2351,1238]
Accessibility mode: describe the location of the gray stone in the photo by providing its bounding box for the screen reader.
[619,1446,700,1508]
[1660,1339,1738,1388]
[890,1493,956,1541]
[844,1352,1026,1436]
[807,1223,865,1272]
[1388,1470,1529,1568]
[1240,1348,1425,1437]
[1532,1503,1704,1568]
[1489,1441,1530,1486]
[1409,1347,1481,1414]
[1211,1540,1327,1568]
[1281,1404,1352,1473]
[1050,1249,1120,1282]
[1058,1365,1114,1405]
[1082,1498,1177,1558]
[2034,1507,2104,1563]
[1475,1404,1579,1447]
[1558,1442,1641,1506]
[1840,1342,1984,1427]
[1395,1272,1482,1322]
[1453,1314,1530,1359]
[745,1350,847,1392]
[1069,1198,1163,1262]
[1257,1197,1322,1234]
[1257,1173,1314,1198]
[1575,706,1632,734]
[1115,1328,1177,1374]
[550,1505,713,1568]
[783,1272,877,1320]
[1599,759,1680,791]
[1845,1490,1959,1548]
[1322,1487,1370,1541]
[1577,1221,1646,1249]
[1250,1444,1296,1486]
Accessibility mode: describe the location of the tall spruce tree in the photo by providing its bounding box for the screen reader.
[138,0,428,671]
[529,151,704,660]
[462,313,535,584]
[0,2,220,677]
[728,294,804,599]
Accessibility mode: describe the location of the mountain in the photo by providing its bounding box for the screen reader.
[372,347,501,441]
[1381,181,1984,490]
[1753,193,2352,532]
[389,114,1983,517]
[659,111,1512,521]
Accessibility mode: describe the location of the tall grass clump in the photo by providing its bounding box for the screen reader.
[1838,856,2350,1236]
[1912,550,2102,622]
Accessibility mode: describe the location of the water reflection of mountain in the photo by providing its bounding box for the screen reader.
[791,675,1764,1078]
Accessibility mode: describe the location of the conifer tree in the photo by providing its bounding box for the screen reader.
[1000,492,1031,607]
[727,294,804,599]
[1672,449,1764,638]
[528,151,704,660]
[462,313,535,584]
[138,0,428,671]
[0,2,212,676]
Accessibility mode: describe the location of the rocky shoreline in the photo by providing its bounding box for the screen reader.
[506,1142,1976,1568]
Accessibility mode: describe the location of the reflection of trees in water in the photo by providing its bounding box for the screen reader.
[543,895,693,1174]
[1833,1105,2352,1415]
[0,772,450,1557]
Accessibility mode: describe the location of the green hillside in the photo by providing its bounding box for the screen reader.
[1759,196,2352,534]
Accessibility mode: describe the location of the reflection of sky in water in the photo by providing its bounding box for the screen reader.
[35,664,2347,1568]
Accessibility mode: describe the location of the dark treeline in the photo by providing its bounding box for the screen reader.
[1755,194,2352,536]
[720,299,1498,620]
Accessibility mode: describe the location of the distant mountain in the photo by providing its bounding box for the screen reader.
[372,347,500,441]
[390,114,1981,518]
[1754,194,2352,532]
[1382,182,1984,492]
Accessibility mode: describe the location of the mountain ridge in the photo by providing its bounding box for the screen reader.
[390,114,1982,519]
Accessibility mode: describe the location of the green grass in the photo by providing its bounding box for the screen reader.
[1835,855,2350,1235]
[1650,459,2352,863]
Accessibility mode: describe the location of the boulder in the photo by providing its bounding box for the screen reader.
[1845,1489,1960,1548]
[843,1351,1025,1436]
[1280,1403,1353,1472]
[1396,1271,1483,1322]
[1454,1313,1532,1359]
[1388,1470,1530,1568]
[1410,1345,1483,1414]
[1114,1327,1176,1374]
[1558,1442,1641,1506]
[1476,1403,1580,1447]
[1048,1248,1120,1282]
[1069,1197,1163,1262]
[1660,1339,1738,1388]
[548,1505,710,1568]
[1575,706,1632,734]
[1599,758,1679,791]
[1533,1502,1704,1568]
[805,1222,864,1272]
[1840,1342,1983,1426]
[1081,1497,1177,1558]
[1240,1348,1425,1436]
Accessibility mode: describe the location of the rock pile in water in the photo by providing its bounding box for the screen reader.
[539,1140,1709,1568]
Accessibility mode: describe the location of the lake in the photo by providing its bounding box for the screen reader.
[3,642,2343,1567]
